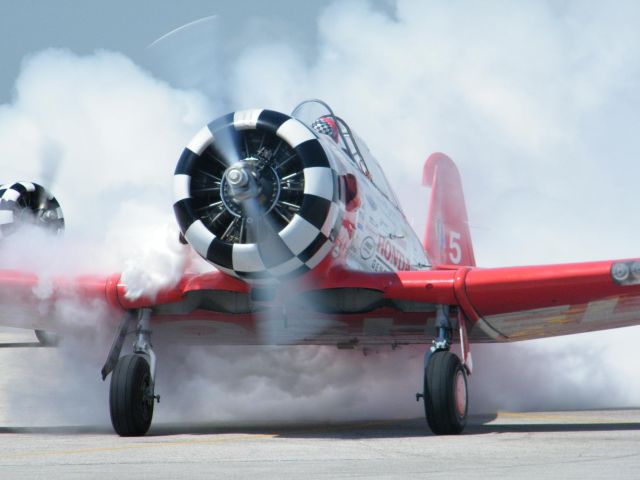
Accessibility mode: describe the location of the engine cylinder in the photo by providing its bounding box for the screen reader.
[173,109,343,281]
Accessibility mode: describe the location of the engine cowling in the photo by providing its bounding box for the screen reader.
[0,182,65,239]
[173,109,343,281]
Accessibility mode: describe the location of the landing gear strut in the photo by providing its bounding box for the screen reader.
[417,305,471,435]
[102,309,159,436]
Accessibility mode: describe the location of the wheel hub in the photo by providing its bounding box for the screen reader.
[454,369,467,418]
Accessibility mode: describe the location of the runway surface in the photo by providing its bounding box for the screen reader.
[0,409,639,479]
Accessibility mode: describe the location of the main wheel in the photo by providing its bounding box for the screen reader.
[109,354,154,437]
[423,350,468,435]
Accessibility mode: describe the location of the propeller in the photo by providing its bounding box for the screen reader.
[174,108,346,344]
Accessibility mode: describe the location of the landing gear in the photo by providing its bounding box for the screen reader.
[417,305,471,435]
[423,351,468,434]
[109,354,154,436]
[103,309,159,437]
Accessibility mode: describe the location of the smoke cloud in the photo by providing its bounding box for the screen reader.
[1,0,640,427]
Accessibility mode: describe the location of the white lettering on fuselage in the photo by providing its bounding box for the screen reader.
[377,236,411,271]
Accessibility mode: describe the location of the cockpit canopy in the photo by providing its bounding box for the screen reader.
[291,99,400,208]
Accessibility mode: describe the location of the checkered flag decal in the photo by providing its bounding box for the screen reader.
[311,118,335,137]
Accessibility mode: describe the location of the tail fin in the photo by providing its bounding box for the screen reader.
[423,153,475,267]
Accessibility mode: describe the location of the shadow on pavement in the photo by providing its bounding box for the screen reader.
[1,412,639,438]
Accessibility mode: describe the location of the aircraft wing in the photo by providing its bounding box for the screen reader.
[377,259,640,342]
[0,268,249,334]
[1,258,639,343]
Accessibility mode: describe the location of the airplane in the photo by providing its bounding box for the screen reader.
[1,98,639,437]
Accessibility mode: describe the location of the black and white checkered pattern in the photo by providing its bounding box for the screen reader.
[173,109,343,282]
[311,118,334,136]
[0,182,65,239]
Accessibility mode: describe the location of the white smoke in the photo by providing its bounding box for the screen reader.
[0,48,209,286]
[156,345,424,425]
[2,0,640,428]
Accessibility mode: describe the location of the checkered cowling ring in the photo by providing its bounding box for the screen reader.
[0,182,65,239]
[173,109,343,283]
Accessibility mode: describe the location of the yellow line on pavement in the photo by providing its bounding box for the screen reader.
[1,433,275,460]
[496,411,640,424]
[0,418,408,460]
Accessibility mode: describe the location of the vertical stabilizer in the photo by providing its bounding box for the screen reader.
[423,153,475,267]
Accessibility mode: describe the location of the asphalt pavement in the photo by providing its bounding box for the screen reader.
[0,410,639,479]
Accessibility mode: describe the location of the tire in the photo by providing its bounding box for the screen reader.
[109,354,154,436]
[34,329,61,347]
[423,350,468,435]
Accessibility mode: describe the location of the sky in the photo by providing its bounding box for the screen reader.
[0,1,335,102]
[0,0,639,426]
